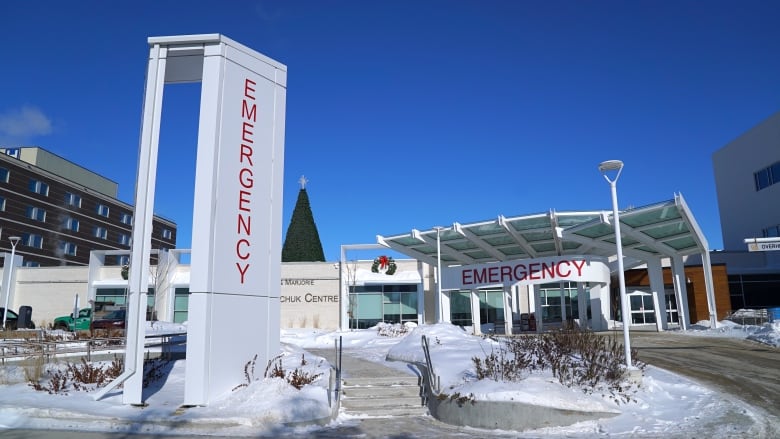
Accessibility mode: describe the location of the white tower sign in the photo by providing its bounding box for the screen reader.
[98,34,286,406]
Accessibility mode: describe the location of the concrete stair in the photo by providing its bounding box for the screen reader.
[340,375,428,417]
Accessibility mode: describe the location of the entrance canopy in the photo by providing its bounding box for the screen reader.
[377,193,710,272]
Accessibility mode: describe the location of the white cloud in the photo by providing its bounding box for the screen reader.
[0,106,53,143]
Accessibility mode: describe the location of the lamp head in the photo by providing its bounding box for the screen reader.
[598,160,624,183]
[598,160,624,173]
[8,236,20,245]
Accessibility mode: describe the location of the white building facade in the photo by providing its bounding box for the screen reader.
[711,110,780,309]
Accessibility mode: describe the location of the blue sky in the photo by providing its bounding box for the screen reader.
[2,0,779,261]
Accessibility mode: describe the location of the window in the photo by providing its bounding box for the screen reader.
[755,160,780,191]
[22,233,43,249]
[60,241,77,256]
[64,217,80,232]
[97,204,110,217]
[4,148,19,158]
[118,234,131,246]
[174,288,190,323]
[96,288,129,309]
[94,226,108,240]
[118,255,130,266]
[0,167,8,183]
[348,283,419,329]
[120,212,132,225]
[0,196,5,211]
[28,179,49,196]
[23,261,40,267]
[65,192,82,208]
[764,224,780,238]
[26,206,46,222]
[162,228,172,240]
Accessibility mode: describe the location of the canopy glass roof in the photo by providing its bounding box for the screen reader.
[377,194,709,271]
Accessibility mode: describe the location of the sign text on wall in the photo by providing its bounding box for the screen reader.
[443,255,610,290]
[235,78,257,284]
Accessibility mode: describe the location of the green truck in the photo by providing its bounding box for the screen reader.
[53,307,93,331]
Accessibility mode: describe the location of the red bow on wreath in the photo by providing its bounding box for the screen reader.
[378,255,389,269]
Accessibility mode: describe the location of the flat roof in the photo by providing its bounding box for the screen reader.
[377,193,709,272]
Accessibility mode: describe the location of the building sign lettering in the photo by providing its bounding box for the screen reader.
[462,259,587,285]
[235,78,257,284]
[281,294,338,303]
[281,278,316,286]
[442,255,610,290]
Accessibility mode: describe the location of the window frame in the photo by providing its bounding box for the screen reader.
[64,217,80,232]
[65,192,82,208]
[94,226,108,240]
[26,205,46,222]
[60,241,78,256]
[22,233,43,249]
[28,179,50,196]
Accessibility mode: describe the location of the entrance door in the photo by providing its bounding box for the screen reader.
[628,291,656,325]
[665,289,679,324]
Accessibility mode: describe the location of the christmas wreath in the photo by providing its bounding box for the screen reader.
[371,255,397,275]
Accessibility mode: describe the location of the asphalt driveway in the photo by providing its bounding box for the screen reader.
[629,330,779,435]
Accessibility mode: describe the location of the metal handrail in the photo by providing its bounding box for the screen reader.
[335,335,343,402]
[0,331,187,362]
[421,334,440,394]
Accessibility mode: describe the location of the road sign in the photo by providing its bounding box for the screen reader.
[746,239,780,252]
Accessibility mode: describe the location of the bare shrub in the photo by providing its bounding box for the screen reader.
[29,355,124,394]
[20,352,47,383]
[473,327,645,404]
[287,367,322,390]
[233,354,260,391]
[231,353,323,392]
[376,322,411,337]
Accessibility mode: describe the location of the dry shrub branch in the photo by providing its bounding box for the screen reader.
[473,327,645,404]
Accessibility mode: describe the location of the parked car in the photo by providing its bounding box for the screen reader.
[90,309,127,330]
[53,307,93,331]
[0,307,36,330]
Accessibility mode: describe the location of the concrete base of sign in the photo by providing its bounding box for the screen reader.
[185,293,280,405]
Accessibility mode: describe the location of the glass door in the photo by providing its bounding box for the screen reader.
[665,289,679,324]
[629,291,656,324]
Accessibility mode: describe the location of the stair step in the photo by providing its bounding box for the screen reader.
[342,375,420,387]
[342,384,421,399]
[342,405,428,418]
[339,372,428,417]
[341,395,423,409]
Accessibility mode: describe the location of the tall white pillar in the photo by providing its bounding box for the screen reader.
[470,289,482,335]
[671,255,689,330]
[646,257,668,331]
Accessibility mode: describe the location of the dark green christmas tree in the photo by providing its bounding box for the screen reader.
[282,176,326,262]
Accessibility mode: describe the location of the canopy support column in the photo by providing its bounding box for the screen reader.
[577,282,588,329]
[702,250,718,328]
[503,285,512,335]
[647,257,668,331]
[470,289,482,335]
[671,255,689,330]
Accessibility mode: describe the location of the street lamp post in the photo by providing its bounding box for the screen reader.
[433,226,445,323]
[598,160,633,369]
[2,236,21,330]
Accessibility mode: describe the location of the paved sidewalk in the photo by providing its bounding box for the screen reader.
[308,348,419,381]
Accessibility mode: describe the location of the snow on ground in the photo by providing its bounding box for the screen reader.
[0,318,777,437]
